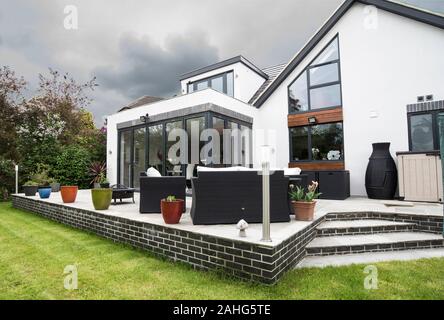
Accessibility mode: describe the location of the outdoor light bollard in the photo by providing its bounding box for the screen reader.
[438,113,444,235]
[15,165,18,195]
[261,145,272,242]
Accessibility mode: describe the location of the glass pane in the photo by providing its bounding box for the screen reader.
[312,38,339,65]
[229,122,240,165]
[196,80,208,91]
[212,117,225,165]
[133,128,146,188]
[288,71,308,113]
[309,63,339,86]
[290,127,309,161]
[187,83,194,93]
[240,125,252,166]
[410,114,434,151]
[211,75,223,93]
[186,117,206,165]
[310,84,341,109]
[311,123,343,161]
[226,72,234,97]
[148,124,164,175]
[119,130,132,187]
[166,121,183,176]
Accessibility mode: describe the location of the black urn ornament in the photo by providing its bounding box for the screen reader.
[365,142,397,199]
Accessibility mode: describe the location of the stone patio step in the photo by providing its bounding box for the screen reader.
[306,232,444,256]
[316,219,416,236]
[296,248,444,268]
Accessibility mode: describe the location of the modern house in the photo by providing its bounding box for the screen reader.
[106,0,444,197]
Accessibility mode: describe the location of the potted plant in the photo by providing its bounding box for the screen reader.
[49,177,61,192]
[160,195,184,224]
[38,186,52,199]
[99,174,110,188]
[60,186,78,203]
[289,181,321,221]
[23,180,39,196]
[91,188,112,210]
[89,161,107,189]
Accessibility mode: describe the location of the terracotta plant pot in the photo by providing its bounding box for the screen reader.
[292,200,316,221]
[160,199,184,224]
[23,185,38,197]
[60,186,78,203]
[38,187,52,199]
[91,188,112,210]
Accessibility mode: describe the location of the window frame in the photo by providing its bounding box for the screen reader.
[407,110,442,152]
[289,121,345,164]
[186,70,234,97]
[287,34,343,114]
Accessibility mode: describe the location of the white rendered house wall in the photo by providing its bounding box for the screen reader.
[253,2,444,195]
[180,62,266,103]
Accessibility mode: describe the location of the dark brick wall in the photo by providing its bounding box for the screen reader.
[12,195,318,284]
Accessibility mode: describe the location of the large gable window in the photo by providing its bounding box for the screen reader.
[288,36,342,113]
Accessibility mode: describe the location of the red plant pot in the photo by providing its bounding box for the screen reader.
[160,199,184,224]
[60,186,78,203]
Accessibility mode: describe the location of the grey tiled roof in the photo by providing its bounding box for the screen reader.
[248,63,287,104]
[118,95,164,112]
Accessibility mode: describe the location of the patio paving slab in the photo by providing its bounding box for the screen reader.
[296,248,444,268]
[317,219,414,229]
[306,232,443,248]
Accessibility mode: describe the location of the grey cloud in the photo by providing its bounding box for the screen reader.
[93,31,219,100]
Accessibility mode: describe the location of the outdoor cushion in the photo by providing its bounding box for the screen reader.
[146,167,162,177]
[284,167,301,176]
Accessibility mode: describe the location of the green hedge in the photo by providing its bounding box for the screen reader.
[53,146,91,189]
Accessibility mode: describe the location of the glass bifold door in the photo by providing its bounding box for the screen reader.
[118,114,251,188]
[118,116,206,188]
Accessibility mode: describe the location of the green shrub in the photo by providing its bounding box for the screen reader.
[0,158,15,200]
[53,146,91,189]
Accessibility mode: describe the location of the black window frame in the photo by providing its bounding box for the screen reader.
[289,121,345,164]
[287,34,343,114]
[117,111,252,186]
[407,110,442,152]
[187,70,234,97]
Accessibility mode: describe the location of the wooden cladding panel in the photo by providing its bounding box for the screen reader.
[289,162,345,171]
[288,107,343,127]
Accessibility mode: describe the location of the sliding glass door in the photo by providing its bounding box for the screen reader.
[118,127,147,188]
[119,130,132,187]
[148,124,164,175]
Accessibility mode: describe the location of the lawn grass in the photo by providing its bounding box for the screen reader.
[1,201,443,300]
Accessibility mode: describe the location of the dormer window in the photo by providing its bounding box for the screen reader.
[187,71,234,97]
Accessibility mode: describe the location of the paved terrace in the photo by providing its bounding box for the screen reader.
[12,191,443,246]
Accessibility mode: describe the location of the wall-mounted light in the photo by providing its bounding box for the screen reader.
[308,116,317,124]
[417,96,425,103]
[426,94,434,101]
[140,113,149,123]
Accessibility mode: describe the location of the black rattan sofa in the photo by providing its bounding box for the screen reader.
[139,173,186,213]
[190,170,291,225]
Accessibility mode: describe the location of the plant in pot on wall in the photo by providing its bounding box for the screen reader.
[23,180,39,197]
[289,181,321,221]
[32,165,53,199]
[91,188,112,210]
[160,195,184,224]
[60,186,78,203]
[89,161,108,188]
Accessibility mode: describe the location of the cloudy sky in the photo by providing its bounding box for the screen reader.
[1,0,443,125]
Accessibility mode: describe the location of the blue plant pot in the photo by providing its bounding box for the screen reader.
[38,187,52,199]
